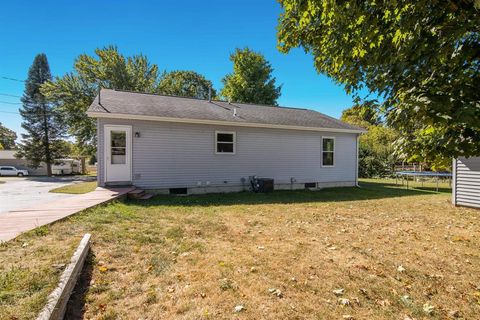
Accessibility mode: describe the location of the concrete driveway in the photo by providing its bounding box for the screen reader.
[0,176,95,214]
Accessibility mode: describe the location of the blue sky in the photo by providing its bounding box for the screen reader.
[0,0,355,139]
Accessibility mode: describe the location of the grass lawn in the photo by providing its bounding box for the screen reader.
[49,181,97,194]
[1,180,479,319]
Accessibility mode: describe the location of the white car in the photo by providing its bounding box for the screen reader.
[0,166,29,177]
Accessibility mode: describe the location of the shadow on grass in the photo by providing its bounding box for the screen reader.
[127,180,451,207]
[64,250,94,319]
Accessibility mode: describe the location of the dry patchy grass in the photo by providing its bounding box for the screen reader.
[1,180,479,319]
[49,181,97,194]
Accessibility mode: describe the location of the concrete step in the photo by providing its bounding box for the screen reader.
[127,188,145,199]
[139,194,154,200]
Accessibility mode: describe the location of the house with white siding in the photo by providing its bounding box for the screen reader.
[452,157,480,208]
[87,89,366,194]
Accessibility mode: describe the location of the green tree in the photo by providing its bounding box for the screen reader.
[340,101,381,128]
[0,122,17,149]
[221,48,281,105]
[277,0,480,162]
[342,103,398,177]
[17,54,67,176]
[158,70,216,99]
[41,46,160,155]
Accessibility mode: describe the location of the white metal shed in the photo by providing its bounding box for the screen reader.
[452,157,480,208]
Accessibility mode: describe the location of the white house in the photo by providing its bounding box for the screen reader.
[87,89,366,194]
[452,157,480,208]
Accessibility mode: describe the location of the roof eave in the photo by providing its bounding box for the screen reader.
[86,111,367,134]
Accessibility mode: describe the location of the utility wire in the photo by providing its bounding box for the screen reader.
[0,93,22,98]
[0,110,20,115]
[1,75,47,86]
[0,109,61,115]
[0,100,21,105]
[1,76,26,82]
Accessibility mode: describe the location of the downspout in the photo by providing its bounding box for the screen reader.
[355,133,360,187]
[451,158,456,206]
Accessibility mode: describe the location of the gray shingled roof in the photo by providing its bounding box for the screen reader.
[87,89,365,132]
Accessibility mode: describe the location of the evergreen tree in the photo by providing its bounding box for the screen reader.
[221,48,281,105]
[0,122,17,149]
[17,54,66,176]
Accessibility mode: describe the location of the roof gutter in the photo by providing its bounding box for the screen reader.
[86,111,367,134]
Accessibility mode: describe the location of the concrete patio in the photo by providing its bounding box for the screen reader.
[0,186,134,242]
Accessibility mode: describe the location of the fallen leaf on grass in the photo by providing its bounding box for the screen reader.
[423,303,435,315]
[473,291,480,305]
[376,299,391,307]
[451,236,470,242]
[234,304,245,313]
[333,288,345,296]
[400,295,413,305]
[98,266,108,272]
[268,288,283,298]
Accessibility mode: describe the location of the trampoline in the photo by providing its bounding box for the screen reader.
[395,171,452,191]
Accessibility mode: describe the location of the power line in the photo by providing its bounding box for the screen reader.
[1,75,46,86]
[0,109,61,116]
[0,100,21,105]
[0,93,22,98]
[0,110,20,114]
[1,76,26,83]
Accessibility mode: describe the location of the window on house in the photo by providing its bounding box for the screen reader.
[322,137,335,166]
[111,131,127,164]
[216,131,236,154]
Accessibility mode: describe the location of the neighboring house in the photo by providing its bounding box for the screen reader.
[0,150,47,175]
[452,157,480,208]
[87,89,366,194]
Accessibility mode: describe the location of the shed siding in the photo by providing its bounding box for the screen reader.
[97,118,358,190]
[97,119,104,186]
[454,157,480,208]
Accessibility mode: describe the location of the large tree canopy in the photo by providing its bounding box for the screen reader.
[0,122,17,150]
[340,100,381,128]
[278,0,480,163]
[157,70,216,99]
[221,48,282,105]
[42,46,159,155]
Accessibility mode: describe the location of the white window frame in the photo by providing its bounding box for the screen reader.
[321,136,335,167]
[215,130,236,155]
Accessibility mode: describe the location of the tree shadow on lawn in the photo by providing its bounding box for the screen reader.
[128,180,452,207]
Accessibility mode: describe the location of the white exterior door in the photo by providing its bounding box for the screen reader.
[104,125,132,183]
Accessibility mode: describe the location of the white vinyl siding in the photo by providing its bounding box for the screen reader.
[97,118,358,189]
[453,157,480,208]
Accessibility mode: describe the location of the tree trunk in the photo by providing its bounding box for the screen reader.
[42,102,52,177]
